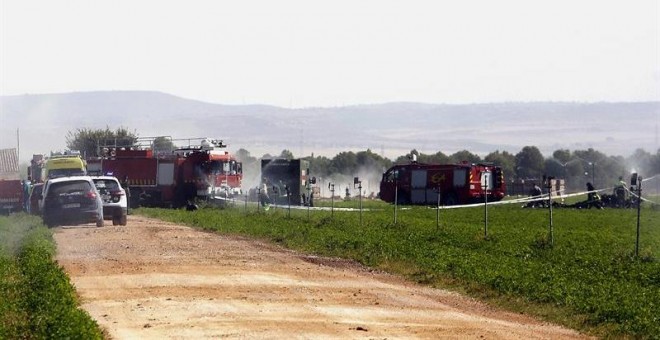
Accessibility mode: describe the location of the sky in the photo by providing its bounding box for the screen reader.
[1,0,659,108]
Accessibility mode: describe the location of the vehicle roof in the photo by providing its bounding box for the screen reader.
[90,175,120,181]
[46,157,86,170]
[390,162,498,169]
[46,175,95,184]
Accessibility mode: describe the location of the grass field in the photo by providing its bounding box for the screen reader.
[0,214,103,339]
[139,198,660,338]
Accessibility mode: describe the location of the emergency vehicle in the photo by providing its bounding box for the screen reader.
[0,148,23,214]
[87,138,242,208]
[0,180,23,214]
[260,158,314,206]
[44,152,86,179]
[27,152,86,183]
[379,158,506,205]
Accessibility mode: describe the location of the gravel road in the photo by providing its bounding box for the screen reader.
[53,215,589,339]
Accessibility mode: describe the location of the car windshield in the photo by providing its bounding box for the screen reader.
[49,181,91,196]
[48,169,86,178]
[93,179,119,191]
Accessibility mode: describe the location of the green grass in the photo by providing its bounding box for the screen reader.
[139,199,660,338]
[0,214,103,339]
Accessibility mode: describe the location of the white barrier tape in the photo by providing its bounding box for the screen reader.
[642,174,659,182]
[623,186,659,205]
[211,195,377,212]
[210,183,655,212]
[437,187,613,210]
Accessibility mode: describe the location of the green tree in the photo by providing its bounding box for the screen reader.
[330,151,358,175]
[394,149,420,164]
[515,146,544,180]
[279,149,295,159]
[395,150,450,164]
[304,154,332,178]
[65,126,138,158]
[152,136,175,153]
[544,158,566,178]
[449,150,482,164]
[653,149,660,176]
[485,150,515,180]
[356,149,391,171]
[552,149,572,164]
[627,148,653,176]
[427,151,450,164]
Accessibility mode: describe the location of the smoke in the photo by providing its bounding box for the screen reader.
[314,164,385,199]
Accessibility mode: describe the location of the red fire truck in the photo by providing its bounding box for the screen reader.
[0,148,24,214]
[87,138,242,208]
[0,180,23,214]
[379,160,506,205]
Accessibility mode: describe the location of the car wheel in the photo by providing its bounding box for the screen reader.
[112,216,119,225]
[120,214,127,226]
[96,217,104,227]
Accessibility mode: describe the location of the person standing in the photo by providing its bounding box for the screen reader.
[260,178,270,208]
[586,182,603,209]
[22,179,32,212]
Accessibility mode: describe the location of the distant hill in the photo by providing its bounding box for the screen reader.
[1,91,658,162]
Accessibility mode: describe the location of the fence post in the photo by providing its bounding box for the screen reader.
[635,175,643,257]
[546,177,554,246]
[482,181,488,239]
[436,186,441,230]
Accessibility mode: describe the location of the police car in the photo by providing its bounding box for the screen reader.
[90,175,128,225]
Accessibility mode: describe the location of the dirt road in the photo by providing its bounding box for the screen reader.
[54,215,589,339]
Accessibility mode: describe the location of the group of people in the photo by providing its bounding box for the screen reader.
[525,176,634,210]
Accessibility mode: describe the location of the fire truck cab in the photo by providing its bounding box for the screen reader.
[379,161,506,205]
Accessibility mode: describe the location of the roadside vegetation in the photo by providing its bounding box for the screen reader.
[0,214,103,339]
[139,199,660,338]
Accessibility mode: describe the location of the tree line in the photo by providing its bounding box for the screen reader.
[67,127,660,192]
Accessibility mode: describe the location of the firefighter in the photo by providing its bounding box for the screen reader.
[525,182,544,208]
[613,176,627,207]
[259,178,270,208]
[586,182,604,209]
[22,179,32,212]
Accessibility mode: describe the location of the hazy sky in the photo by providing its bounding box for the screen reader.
[1,0,659,108]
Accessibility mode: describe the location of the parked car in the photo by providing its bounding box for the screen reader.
[41,176,104,228]
[28,182,44,215]
[91,176,128,225]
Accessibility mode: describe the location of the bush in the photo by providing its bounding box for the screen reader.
[0,215,103,339]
